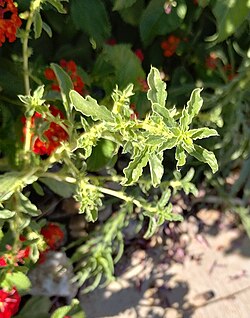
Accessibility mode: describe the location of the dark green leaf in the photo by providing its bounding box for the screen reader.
[210,0,250,43]
[118,0,144,26]
[71,0,111,46]
[70,91,113,122]
[113,0,137,11]
[139,0,187,45]
[51,63,73,116]
[39,178,76,198]
[18,193,41,217]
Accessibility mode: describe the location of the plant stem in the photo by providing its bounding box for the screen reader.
[22,6,35,161]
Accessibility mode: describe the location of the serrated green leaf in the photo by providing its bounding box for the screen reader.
[0,171,38,203]
[175,145,186,168]
[152,103,176,126]
[2,272,31,293]
[18,192,41,217]
[143,216,157,239]
[51,63,73,116]
[113,0,137,11]
[185,88,203,128]
[139,0,187,45]
[39,178,75,198]
[33,10,42,39]
[123,148,149,185]
[147,67,167,107]
[159,137,178,152]
[210,0,250,43]
[46,0,67,14]
[70,91,113,122]
[183,144,218,173]
[0,209,15,219]
[71,0,111,46]
[148,152,164,187]
[188,128,219,140]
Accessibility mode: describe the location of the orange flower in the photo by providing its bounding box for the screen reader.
[0,0,22,47]
[161,35,180,57]
[41,222,64,250]
[45,59,85,95]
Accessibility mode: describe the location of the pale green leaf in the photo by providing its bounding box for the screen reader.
[70,91,113,122]
[188,127,219,140]
[143,216,157,239]
[18,193,41,216]
[159,137,178,152]
[2,272,31,293]
[175,145,186,168]
[0,171,38,203]
[0,209,15,219]
[46,0,67,14]
[33,10,42,39]
[148,152,164,187]
[183,144,218,173]
[152,103,176,126]
[186,88,203,126]
[42,22,52,38]
[147,67,167,108]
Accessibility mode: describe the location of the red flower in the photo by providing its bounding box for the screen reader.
[22,105,68,156]
[223,64,237,81]
[134,49,144,62]
[40,223,64,250]
[45,60,85,95]
[0,288,21,318]
[106,38,116,46]
[0,256,7,267]
[205,53,218,70]
[0,0,22,47]
[161,35,180,57]
[130,104,139,120]
[137,78,149,92]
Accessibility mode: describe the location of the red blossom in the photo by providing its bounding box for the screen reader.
[134,49,144,62]
[205,53,218,70]
[161,35,180,57]
[0,0,22,47]
[40,222,64,250]
[106,38,116,45]
[0,288,21,318]
[44,60,85,95]
[130,104,139,120]
[137,78,149,92]
[0,256,7,267]
[22,105,68,156]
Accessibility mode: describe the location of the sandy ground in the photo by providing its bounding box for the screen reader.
[80,212,250,318]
